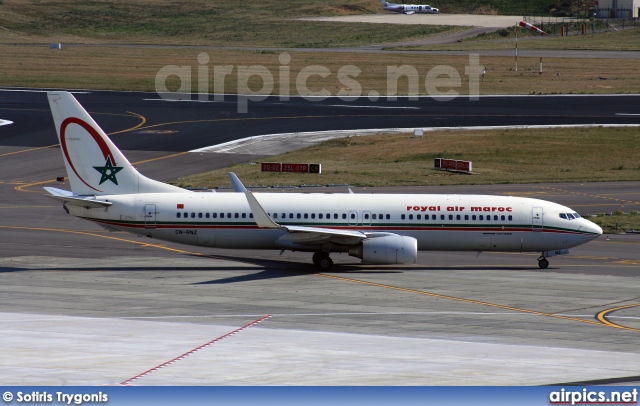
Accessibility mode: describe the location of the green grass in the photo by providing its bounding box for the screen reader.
[173,127,640,189]
[590,211,640,234]
[0,0,579,48]
[390,26,640,52]
[0,0,458,47]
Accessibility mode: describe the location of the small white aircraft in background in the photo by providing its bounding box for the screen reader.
[45,92,601,270]
[381,0,439,14]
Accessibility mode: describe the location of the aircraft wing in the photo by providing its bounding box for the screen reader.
[44,187,113,208]
[243,188,367,241]
[233,172,368,245]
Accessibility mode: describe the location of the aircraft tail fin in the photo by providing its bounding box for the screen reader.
[47,92,187,196]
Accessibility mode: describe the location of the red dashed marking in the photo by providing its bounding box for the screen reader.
[120,315,272,385]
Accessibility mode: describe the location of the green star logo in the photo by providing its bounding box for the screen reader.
[93,156,123,185]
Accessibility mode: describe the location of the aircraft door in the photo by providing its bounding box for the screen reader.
[348,210,359,226]
[532,207,543,231]
[144,204,157,229]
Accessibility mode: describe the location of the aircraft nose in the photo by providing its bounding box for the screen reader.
[583,219,603,236]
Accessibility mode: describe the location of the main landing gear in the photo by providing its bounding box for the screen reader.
[312,251,333,271]
[537,254,549,269]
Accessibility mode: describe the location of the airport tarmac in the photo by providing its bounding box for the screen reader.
[1,89,639,385]
[2,143,640,385]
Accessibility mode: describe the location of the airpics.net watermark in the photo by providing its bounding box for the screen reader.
[155,52,483,113]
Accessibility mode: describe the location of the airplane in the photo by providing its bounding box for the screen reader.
[380,0,439,14]
[45,91,602,270]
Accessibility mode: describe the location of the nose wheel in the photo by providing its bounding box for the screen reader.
[312,251,333,270]
[538,256,549,269]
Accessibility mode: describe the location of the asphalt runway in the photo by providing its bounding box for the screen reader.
[1,88,640,385]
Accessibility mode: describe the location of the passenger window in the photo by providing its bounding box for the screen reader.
[456,215,460,220]
[464,215,468,220]
[297,213,301,219]
[212,213,217,218]
[220,213,224,218]
[401,214,406,220]
[234,213,238,218]
[350,213,355,219]
[198,213,203,218]
[440,215,445,220]
[319,214,323,219]
[191,213,195,218]
[432,215,436,220]
[176,213,181,218]
[449,215,453,220]
[227,213,231,218]
[471,215,476,220]
[417,214,421,220]
[479,215,483,220]
[501,215,505,221]
[311,213,315,219]
[386,214,390,220]
[289,213,294,219]
[372,214,377,220]
[304,213,308,219]
[242,213,247,218]
[364,213,369,219]
[206,213,210,218]
[250,213,254,218]
[494,215,498,220]
[409,214,413,220]
[335,214,339,219]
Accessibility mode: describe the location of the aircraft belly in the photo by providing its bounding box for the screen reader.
[213,229,285,249]
[149,228,285,249]
[407,230,552,252]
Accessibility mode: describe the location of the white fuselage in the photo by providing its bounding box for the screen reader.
[71,192,601,253]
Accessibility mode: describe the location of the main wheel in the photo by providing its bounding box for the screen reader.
[317,256,333,271]
[538,258,549,269]
[312,251,324,266]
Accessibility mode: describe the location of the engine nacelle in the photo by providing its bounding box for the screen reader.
[349,235,418,265]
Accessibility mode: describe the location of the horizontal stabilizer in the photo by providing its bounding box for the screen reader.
[44,187,112,208]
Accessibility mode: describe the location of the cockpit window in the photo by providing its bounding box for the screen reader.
[567,213,575,219]
[573,213,581,218]
[559,213,567,219]
[560,212,580,220]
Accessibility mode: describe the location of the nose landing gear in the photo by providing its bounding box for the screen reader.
[537,256,549,269]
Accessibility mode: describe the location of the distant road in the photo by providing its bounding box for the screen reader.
[299,13,526,27]
[4,42,640,59]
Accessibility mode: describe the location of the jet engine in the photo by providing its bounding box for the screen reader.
[348,235,418,265]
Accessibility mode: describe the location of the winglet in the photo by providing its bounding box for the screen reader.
[228,172,247,192]
[244,190,282,229]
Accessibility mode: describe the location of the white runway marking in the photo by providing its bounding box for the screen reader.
[327,104,420,109]
[0,120,13,126]
[190,124,640,154]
